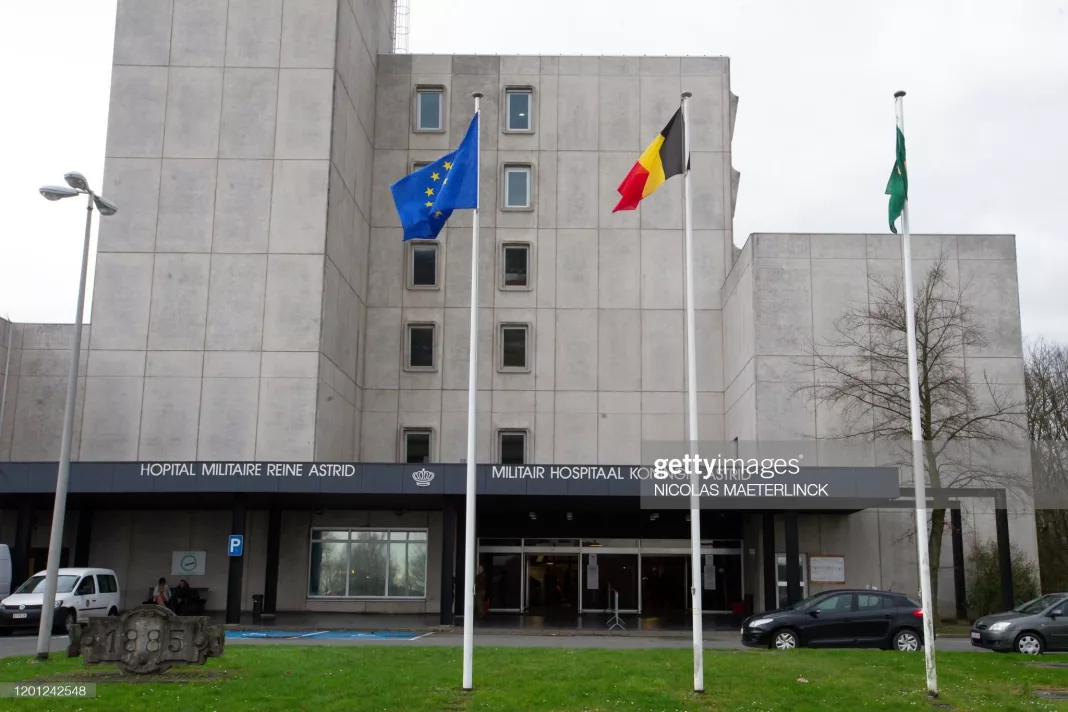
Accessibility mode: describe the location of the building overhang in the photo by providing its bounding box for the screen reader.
[0,461,904,512]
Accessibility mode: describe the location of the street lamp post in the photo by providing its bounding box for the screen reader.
[34,173,116,660]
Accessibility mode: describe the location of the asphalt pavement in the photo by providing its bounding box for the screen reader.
[0,630,981,658]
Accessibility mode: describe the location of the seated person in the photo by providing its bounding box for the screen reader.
[152,577,170,608]
[172,579,200,614]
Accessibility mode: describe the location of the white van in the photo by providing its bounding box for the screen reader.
[0,567,121,635]
[0,545,10,598]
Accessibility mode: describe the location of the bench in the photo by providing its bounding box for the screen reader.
[144,586,209,615]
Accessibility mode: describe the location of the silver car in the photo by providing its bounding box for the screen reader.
[970,593,1068,655]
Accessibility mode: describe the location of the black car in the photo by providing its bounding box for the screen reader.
[740,589,928,651]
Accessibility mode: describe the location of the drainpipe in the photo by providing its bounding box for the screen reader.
[0,321,13,457]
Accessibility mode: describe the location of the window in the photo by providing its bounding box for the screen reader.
[503,165,532,209]
[412,161,431,172]
[775,553,808,609]
[501,244,530,288]
[814,593,853,613]
[309,528,428,598]
[415,87,443,131]
[76,576,96,596]
[499,430,528,464]
[505,88,533,132]
[97,574,118,594]
[403,429,432,463]
[856,594,892,611]
[499,324,529,370]
[406,324,435,370]
[409,242,438,288]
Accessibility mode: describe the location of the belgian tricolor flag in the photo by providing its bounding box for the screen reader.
[612,108,687,212]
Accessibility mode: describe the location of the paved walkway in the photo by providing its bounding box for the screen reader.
[0,630,981,658]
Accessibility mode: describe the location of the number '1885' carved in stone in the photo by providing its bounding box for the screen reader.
[69,605,224,674]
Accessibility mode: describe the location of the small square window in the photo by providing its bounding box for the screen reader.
[503,166,532,210]
[499,324,529,370]
[501,243,530,289]
[499,430,528,465]
[505,88,533,132]
[403,430,432,463]
[415,88,443,132]
[406,324,435,370]
[409,242,438,288]
[412,161,431,173]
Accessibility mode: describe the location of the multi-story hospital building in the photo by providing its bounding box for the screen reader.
[0,0,1036,625]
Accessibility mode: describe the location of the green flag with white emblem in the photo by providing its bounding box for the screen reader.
[886,127,907,233]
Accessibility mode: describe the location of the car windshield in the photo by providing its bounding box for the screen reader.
[14,575,79,595]
[1013,594,1067,615]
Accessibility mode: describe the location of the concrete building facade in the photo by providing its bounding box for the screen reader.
[0,0,1037,624]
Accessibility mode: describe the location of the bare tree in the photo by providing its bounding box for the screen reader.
[1025,338,1068,592]
[798,250,1027,624]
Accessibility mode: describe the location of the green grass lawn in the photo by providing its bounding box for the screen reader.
[2,646,1067,711]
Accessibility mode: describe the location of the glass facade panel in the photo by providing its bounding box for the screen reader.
[308,529,428,598]
[309,541,348,596]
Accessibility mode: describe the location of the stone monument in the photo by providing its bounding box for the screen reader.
[69,605,224,674]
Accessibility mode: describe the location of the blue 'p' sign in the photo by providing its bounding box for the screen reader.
[228,535,244,557]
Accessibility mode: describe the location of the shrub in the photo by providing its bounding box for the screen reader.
[965,540,1041,618]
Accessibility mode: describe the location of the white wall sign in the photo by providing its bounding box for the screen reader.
[809,555,845,583]
[172,550,206,577]
[586,565,599,589]
[703,555,716,590]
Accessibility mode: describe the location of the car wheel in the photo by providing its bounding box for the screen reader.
[772,629,800,650]
[53,609,76,635]
[108,607,118,617]
[892,629,920,652]
[1014,632,1044,655]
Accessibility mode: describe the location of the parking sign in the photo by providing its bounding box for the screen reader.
[228,535,243,557]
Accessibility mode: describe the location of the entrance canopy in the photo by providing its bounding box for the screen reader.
[0,461,901,510]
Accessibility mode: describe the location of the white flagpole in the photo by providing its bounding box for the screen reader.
[894,90,938,697]
[461,92,482,691]
[681,91,704,693]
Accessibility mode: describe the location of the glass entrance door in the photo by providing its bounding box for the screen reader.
[686,552,744,613]
[525,554,579,613]
[478,552,523,611]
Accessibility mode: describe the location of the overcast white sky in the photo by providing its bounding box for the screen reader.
[1,0,1066,342]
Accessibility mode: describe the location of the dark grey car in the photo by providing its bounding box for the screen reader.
[970,593,1068,654]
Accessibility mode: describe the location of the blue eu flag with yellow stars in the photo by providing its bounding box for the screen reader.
[390,111,479,240]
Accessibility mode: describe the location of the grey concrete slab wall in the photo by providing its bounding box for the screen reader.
[74,0,396,463]
[731,232,1037,610]
[312,0,395,460]
[0,324,89,462]
[366,55,733,463]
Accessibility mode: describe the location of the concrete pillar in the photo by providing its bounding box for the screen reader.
[762,512,776,611]
[950,507,967,620]
[440,499,457,625]
[454,507,466,617]
[263,506,281,617]
[784,511,801,606]
[995,491,1013,611]
[226,498,247,625]
[73,509,93,568]
[13,500,32,588]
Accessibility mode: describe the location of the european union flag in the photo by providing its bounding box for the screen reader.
[390,111,479,241]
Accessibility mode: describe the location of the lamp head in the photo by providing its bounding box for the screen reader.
[94,195,118,216]
[63,172,90,192]
[40,185,80,201]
